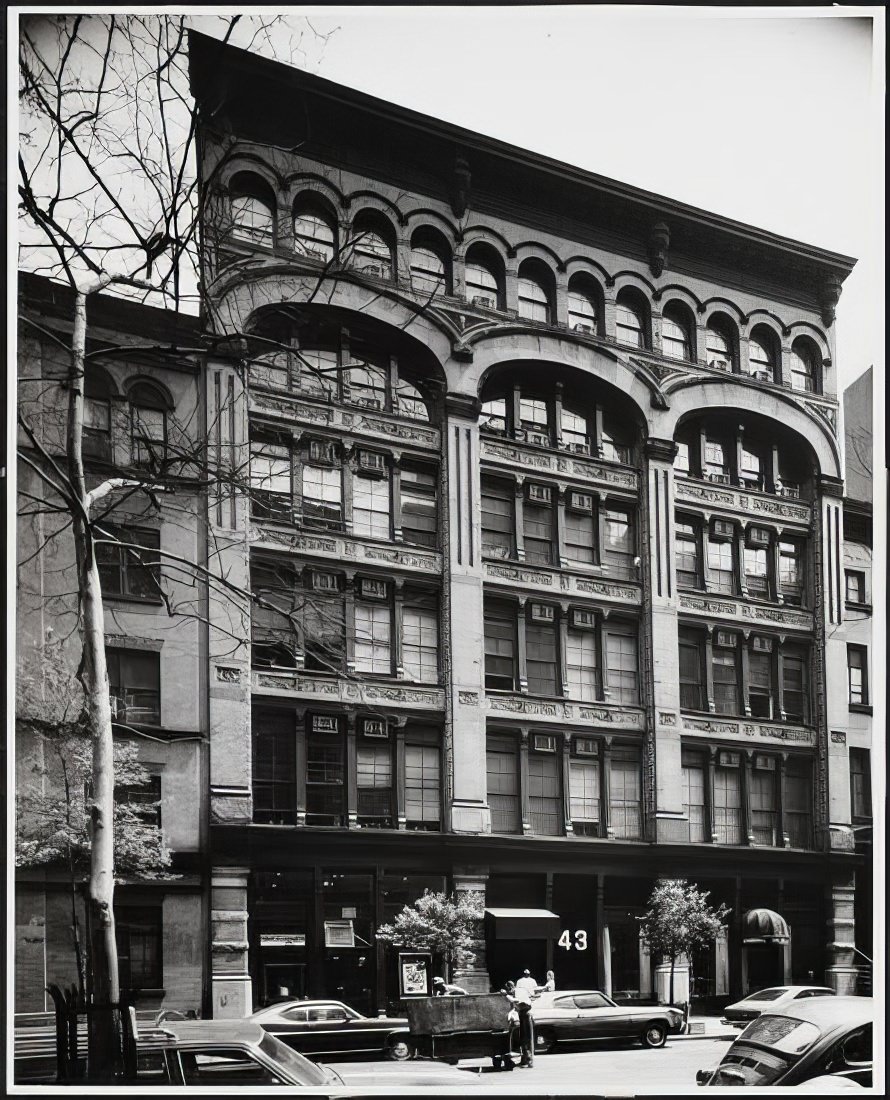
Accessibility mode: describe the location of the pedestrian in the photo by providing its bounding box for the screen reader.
[432,976,467,996]
[538,970,555,993]
[513,970,537,1066]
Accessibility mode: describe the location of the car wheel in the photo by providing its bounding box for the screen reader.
[642,1022,667,1049]
[385,1037,414,1061]
[534,1029,556,1054]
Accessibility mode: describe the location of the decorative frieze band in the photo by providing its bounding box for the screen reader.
[682,716,816,747]
[250,525,442,574]
[674,478,812,526]
[250,392,441,450]
[485,560,641,604]
[487,693,645,729]
[481,438,639,492]
[678,593,813,631]
[253,670,446,710]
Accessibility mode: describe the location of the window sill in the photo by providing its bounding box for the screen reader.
[845,602,872,613]
[103,594,165,607]
[848,703,873,715]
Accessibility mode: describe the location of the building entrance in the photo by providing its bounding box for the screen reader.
[262,961,307,1003]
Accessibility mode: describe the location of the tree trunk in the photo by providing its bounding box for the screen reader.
[669,955,675,1006]
[67,284,121,1080]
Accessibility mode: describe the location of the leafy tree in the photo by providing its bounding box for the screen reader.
[376,890,484,982]
[637,879,730,1008]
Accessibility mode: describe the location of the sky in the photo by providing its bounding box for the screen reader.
[211,6,883,395]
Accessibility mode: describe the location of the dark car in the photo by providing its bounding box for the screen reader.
[251,998,412,1060]
[530,990,684,1052]
[697,995,872,1088]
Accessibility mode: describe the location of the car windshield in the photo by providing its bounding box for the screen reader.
[709,1017,822,1087]
[744,988,787,1002]
[257,1032,330,1085]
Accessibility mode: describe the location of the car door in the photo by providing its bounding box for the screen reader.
[304,1003,355,1055]
[263,1005,310,1053]
[573,992,629,1039]
[534,995,579,1039]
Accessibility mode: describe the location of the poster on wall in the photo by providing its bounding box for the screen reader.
[399,952,432,997]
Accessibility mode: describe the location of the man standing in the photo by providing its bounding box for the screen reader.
[513,969,538,1066]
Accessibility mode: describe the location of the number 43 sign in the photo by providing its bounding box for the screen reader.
[558,929,588,951]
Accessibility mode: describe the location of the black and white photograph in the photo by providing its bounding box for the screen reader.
[8,5,884,1095]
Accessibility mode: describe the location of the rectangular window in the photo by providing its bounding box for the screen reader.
[250,432,292,521]
[673,441,690,475]
[712,641,739,715]
[302,589,345,673]
[605,627,638,705]
[528,750,561,836]
[748,649,774,719]
[297,347,338,400]
[847,645,868,706]
[252,712,296,824]
[566,629,598,702]
[352,472,390,540]
[740,446,764,491]
[83,396,111,460]
[785,757,813,848]
[132,406,166,467]
[560,407,590,452]
[106,648,160,726]
[301,463,342,530]
[354,601,392,675]
[779,540,805,606]
[845,570,866,606]
[356,742,393,827]
[713,762,742,845]
[679,632,705,710]
[704,438,729,480]
[849,748,871,820]
[610,750,641,839]
[675,520,701,589]
[519,395,550,433]
[116,774,162,829]
[484,603,516,691]
[116,906,162,991]
[707,538,735,595]
[569,757,600,836]
[524,491,555,565]
[843,511,872,548]
[744,546,770,599]
[526,618,558,697]
[400,465,437,548]
[402,601,438,683]
[250,562,300,669]
[602,508,634,577]
[481,477,514,559]
[96,527,161,599]
[306,728,345,826]
[750,764,778,846]
[681,752,706,843]
[782,646,808,723]
[486,735,520,833]
[565,505,595,566]
[405,731,441,830]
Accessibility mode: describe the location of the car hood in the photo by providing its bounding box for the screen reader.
[330,1062,481,1087]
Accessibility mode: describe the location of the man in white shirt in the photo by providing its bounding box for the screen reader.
[513,970,538,1066]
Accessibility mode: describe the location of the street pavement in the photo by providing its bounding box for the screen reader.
[329,1036,733,1094]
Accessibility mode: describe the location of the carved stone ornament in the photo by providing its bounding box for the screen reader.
[450,155,472,219]
[647,222,670,277]
[458,690,480,706]
[818,273,843,327]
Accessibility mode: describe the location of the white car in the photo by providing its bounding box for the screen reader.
[721,986,835,1028]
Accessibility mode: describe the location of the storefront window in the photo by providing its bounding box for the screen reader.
[322,872,375,1017]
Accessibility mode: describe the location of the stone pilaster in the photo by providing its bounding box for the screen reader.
[211,867,252,1017]
[824,878,858,994]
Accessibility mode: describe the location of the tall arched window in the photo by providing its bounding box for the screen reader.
[567,277,600,334]
[705,316,736,371]
[229,173,275,246]
[293,199,336,262]
[517,261,553,324]
[350,215,394,280]
[661,303,693,361]
[130,383,169,467]
[747,326,778,381]
[464,244,503,309]
[84,368,114,461]
[395,376,430,421]
[615,289,648,349]
[409,229,451,296]
[790,338,820,393]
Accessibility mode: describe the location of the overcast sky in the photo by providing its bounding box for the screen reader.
[216,6,883,395]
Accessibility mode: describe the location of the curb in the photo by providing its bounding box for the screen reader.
[672,1031,737,1042]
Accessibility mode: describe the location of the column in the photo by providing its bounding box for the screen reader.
[210,867,252,1018]
[519,728,532,834]
[645,438,687,843]
[595,875,607,992]
[452,869,490,993]
[443,394,490,834]
[824,877,858,994]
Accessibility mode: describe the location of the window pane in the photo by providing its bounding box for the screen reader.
[357,743,393,827]
[605,629,638,705]
[850,749,872,819]
[679,639,704,710]
[354,603,391,674]
[301,464,342,529]
[714,766,742,844]
[297,347,337,399]
[518,277,550,323]
[565,509,595,564]
[252,713,296,824]
[528,751,561,835]
[712,647,738,715]
[570,759,600,835]
[403,606,438,682]
[782,651,807,722]
[749,651,773,719]
[481,478,514,558]
[750,767,778,845]
[306,734,345,825]
[465,261,499,302]
[708,539,735,594]
[566,630,597,702]
[747,336,774,376]
[395,377,429,421]
[487,737,520,833]
[232,195,274,244]
[602,509,634,577]
[352,473,390,539]
[662,316,689,360]
[293,211,335,261]
[405,742,441,828]
[682,763,706,843]
[568,287,597,330]
[785,759,812,848]
[400,466,437,547]
[675,522,700,588]
[706,325,732,370]
[524,500,554,565]
[616,302,644,347]
[526,621,558,697]
[610,754,641,839]
[484,609,515,690]
[107,649,160,725]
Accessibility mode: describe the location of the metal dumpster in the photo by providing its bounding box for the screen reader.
[405,994,521,1070]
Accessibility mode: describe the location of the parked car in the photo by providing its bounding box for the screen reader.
[721,985,836,1028]
[251,998,412,1060]
[15,1017,342,1087]
[697,996,872,1088]
[530,990,684,1052]
[330,1059,483,1087]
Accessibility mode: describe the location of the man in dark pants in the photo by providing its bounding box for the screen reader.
[512,970,537,1067]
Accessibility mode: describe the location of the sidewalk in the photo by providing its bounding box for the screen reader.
[673,1014,737,1041]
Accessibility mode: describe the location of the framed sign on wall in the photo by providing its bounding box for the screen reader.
[399,952,432,997]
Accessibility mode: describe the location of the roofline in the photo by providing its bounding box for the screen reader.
[188,30,856,279]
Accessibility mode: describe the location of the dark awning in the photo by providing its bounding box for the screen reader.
[743,908,791,944]
[484,908,561,940]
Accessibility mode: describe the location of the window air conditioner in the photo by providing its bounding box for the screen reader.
[362,718,388,739]
[360,577,388,600]
[309,440,336,464]
[472,295,494,309]
[574,737,598,757]
[708,473,731,484]
[532,733,557,753]
[573,323,594,334]
[712,520,734,539]
[751,370,772,382]
[753,754,776,771]
[357,450,386,475]
[717,750,741,768]
[568,491,594,512]
[530,603,555,622]
[752,636,773,653]
[748,527,771,547]
[312,715,339,734]
[527,484,552,504]
[526,431,551,447]
[311,572,339,593]
[569,442,591,455]
[708,359,730,371]
[715,630,736,648]
[572,608,596,630]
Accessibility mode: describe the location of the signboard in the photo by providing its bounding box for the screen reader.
[324,920,355,947]
[399,952,432,997]
[260,934,306,947]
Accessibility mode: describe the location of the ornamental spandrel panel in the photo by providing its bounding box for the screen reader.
[484,561,641,604]
[674,478,812,527]
[682,716,816,747]
[250,524,442,574]
[480,438,639,492]
[252,670,445,710]
[250,391,440,451]
[678,593,813,631]
[486,693,645,730]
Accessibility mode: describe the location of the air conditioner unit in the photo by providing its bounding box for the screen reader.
[357,450,386,475]
[472,295,494,309]
[574,737,598,757]
[750,370,772,382]
[526,431,551,447]
[572,608,596,630]
[712,520,735,539]
[532,733,557,753]
[752,636,773,653]
[780,484,800,499]
[309,440,336,464]
[527,484,552,504]
[362,718,388,739]
[753,754,776,771]
[530,603,555,623]
[569,442,591,455]
[708,358,730,371]
[707,473,731,484]
[568,491,594,512]
[715,630,737,648]
[360,577,388,600]
[312,715,339,734]
[717,750,741,768]
[311,572,339,593]
[748,527,771,547]
[573,323,594,334]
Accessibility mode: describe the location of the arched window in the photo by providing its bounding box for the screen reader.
[517,261,553,324]
[130,383,169,467]
[293,200,336,262]
[661,303,693,361]
[705,316,736,371]
[567,277,599,334]
[350,215,394,280]
[410,230,451,296]
[464,244,503,310]
[790,339,820,393]
[615,290,647,349]
[480,395,507,433]
[747,326,778,381]
[395,376,430,421]
[229,173,275,246]
[84,368,113,461]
